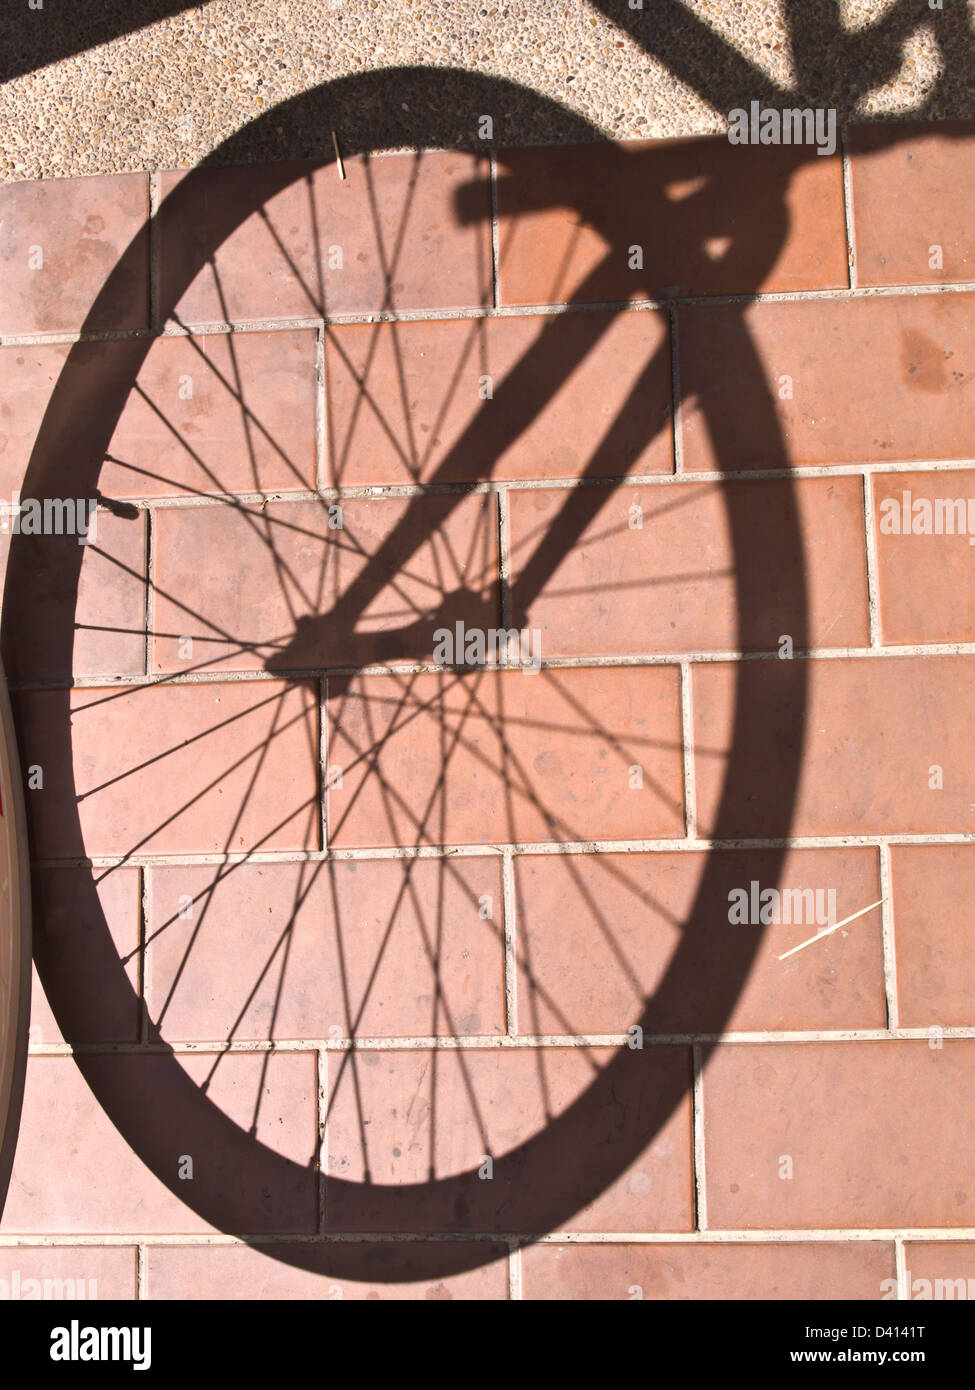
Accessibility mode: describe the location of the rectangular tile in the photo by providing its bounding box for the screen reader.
[679,294,975,470]
[151,493,498,673]
[145,1241,508,1299]
[30,867,141,1044]
[0,173,149,333]
[691,656,975,837]
[0,339,140,500]
[704,1040,975,1228]
[872,470,975,645]
[146,857,505,1042]
[850,121,975,288]
[18,679,320,858]
[159,152,491,325]
[507,476,869,656]
[902,1242,975,1301]
[514,847,884,1035]
[325,1046,694,1233]
[325,310,673,487]
[0,343,149,680]
[0,1053,318,1235]
[890,845,975,1029]
[497,137,847,306]
[2,509,146,680]
[327,665,685,848]
[0,1246,138,1301]
[0,331,309,513]
[103,329,319,498]
[522,1240,895,1300]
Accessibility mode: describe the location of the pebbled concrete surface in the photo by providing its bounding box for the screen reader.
[0,2,974,180]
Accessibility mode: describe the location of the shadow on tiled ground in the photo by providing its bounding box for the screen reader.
[0,112,974,1299]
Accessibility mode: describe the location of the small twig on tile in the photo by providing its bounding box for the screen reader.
[778,898,886,962]
[331,130,346,180]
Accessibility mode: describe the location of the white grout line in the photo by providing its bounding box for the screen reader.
[19,639,975,686]
[26,1028,975,1056]
[496,487,511,630]
[669,303,684,474]
[679,662,697,840]
[318,1047,328,1235]
[862,471,882,648]
[692,1043,707,1231]
[318,674,328,852]
[502,847,518,1036]
[895,1235,908,1300]
[840,126,858,292]
[507,1243,522,1300]
[138,865,149,1045]
[17,640,975,695]
[489,151,501,312]
[6,277,975,350]
[315,322,328,494]
[879,841,899,1030]
[28,829,975,872]
[0,1229,970,1247]
[41,456,975,512]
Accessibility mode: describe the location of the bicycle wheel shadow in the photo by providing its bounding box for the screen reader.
[1,34,971,1288]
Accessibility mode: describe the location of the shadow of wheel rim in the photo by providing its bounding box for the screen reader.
[2,67,808,1283]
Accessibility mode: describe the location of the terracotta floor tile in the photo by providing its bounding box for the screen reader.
[0,1246,138,1301]
[903,1242,975,1300]
[872,470,975,645]
[158,153,491,325]
[327,665,684,849]
[0,341,156,679]
[144,1241,508,1299]
[679,294,975,470]
[496,138,846,306]
[30,867,141,1044]
[691,657,975,837]
[324,310,673,487]
[514,847,884,1036]
[0,1052,317,1235]
[325,1046,693,1233]
[16,679,320,858]
[522,1240,894,1300]
[0,343,69,496]
[103,329,318,498]
[146,857,504,1042]
[703,1040,975,1228]
[849,122,975,288]
[0,339,139,497]
[0,342,144,635]
[151,493,498,673]
[0,173,149,333]
[2,509,146,681]
[507,476,869,657]
[890,845,975,1030]
[0,332,293,511]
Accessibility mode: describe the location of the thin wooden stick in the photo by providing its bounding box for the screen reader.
[331,129,346,180]
[778,898,886,961]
